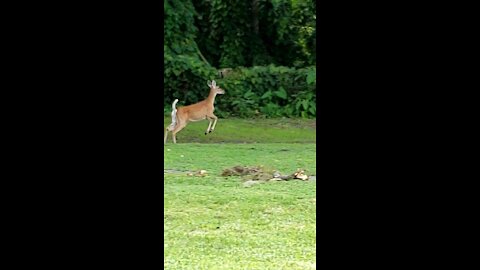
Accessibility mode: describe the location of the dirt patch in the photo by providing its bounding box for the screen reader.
[164,168,210,177]
[164,169,192,174]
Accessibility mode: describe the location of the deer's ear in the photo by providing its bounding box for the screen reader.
[212,80,217,87]
[207,80,212,87]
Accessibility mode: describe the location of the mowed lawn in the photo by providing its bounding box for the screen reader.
[164,118,316,269]
[163,116,316,143]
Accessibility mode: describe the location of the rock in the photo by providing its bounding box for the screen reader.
[243,180,261,188]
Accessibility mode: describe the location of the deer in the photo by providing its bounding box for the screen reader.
[164,80,225,144]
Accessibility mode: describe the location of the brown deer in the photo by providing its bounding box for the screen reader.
[164,80,225,144]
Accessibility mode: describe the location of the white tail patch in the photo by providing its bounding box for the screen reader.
[166,99,179,131]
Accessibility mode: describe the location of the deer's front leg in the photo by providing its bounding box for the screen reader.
[210,116,218,133]
[205,119,213,135]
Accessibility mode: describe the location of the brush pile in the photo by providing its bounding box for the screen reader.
[221,165,309,187]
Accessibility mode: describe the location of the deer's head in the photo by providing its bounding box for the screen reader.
[207,80,225,95]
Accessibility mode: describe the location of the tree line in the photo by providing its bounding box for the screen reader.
[164,0,316,118]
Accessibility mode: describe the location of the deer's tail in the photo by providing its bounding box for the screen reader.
[172,99,179,112]
[167,99,179,131]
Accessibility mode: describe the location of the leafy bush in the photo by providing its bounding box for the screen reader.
[215,65,316,118]
[164,65,316,119]
[164,48,218,111]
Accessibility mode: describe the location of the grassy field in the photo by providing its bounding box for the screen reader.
[164,117,316,269]
[163,116,316,143]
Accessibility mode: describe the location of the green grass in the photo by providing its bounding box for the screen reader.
[164,116,316,143]
[164,118,316,269]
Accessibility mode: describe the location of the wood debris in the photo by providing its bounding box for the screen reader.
[221,166,310,187]
[187,170,208,177]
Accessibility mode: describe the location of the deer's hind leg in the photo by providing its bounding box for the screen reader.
[164,128,169,144]
[164,122,176,144]
[172,120,187,144]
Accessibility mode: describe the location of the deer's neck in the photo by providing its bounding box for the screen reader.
[206,90,217,104]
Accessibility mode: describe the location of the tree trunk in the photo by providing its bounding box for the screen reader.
[252,0,259,35]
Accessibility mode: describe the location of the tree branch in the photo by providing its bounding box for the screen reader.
[196,45,211,67]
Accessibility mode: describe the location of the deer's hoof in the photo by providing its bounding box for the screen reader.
[209,130,213,133]
[205,132,208,135]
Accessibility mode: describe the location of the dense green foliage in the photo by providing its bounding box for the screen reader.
[164,0,218,105]
[164,0,316,118]
[214,66,316,118]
